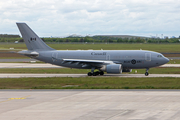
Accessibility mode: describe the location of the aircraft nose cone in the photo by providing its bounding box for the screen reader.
[164,57,169,64]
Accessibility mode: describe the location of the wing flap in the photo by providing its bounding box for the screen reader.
[62,59,114,65]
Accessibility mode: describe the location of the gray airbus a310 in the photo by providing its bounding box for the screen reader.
[16,23,169,76]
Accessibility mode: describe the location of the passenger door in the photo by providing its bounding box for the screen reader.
[52,53,58,62]
[145,53,151,61]
[106,55,110,60]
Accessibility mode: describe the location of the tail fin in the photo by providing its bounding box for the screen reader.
[16,23,54,51]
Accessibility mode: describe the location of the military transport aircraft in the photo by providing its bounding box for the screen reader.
[16,23,169,76]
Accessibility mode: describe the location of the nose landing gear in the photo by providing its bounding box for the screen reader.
[145,68,149,76]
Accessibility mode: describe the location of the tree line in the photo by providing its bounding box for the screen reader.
[0,34,180,43]
[0,34,20,38]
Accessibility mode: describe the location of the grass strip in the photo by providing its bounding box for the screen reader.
[1,43,180,52]
[0,77,180,89]
[168,60,180,64]
[0,68,89,74]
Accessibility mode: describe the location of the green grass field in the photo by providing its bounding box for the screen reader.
[168,59,180,64]
[0,67,179,74]
[1,43,180,53]
[0,77,180,89]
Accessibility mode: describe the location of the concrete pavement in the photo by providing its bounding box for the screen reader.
[0,63,62,68]
[1,73,180,78]
[1,90,180,120]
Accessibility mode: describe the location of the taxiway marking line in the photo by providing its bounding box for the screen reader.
[0,95,31,103]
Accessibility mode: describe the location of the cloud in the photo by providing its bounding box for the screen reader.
[0,0,180,37]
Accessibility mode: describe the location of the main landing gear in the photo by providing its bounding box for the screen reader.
[145,68,149,76]
[87,71,104,76]
[87,67,104,76]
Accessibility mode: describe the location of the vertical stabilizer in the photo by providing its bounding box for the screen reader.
[16,23,54,51]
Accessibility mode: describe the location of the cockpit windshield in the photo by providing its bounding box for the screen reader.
[157,55,163,57]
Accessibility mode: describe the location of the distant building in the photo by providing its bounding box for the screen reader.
[68,34,82,37]
[171,36,176,38]
[94,35,149,39]
[164,36,168,39]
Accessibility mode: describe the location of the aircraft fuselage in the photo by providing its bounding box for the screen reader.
[36,50,169,69]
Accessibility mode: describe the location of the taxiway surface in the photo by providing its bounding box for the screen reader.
[1,90,180,120]
[1,73,180,78]
[0,63,61,68]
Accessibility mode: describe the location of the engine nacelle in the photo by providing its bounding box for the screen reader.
[122,69,132,72]
[100,64,122,74]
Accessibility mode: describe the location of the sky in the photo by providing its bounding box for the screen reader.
[0,0,180,37]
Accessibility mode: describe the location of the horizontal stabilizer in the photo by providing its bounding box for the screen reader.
[18,50,39,58]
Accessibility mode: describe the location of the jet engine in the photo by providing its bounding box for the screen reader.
[100,64,122,74]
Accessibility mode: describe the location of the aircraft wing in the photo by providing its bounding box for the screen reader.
[62,59,115,67]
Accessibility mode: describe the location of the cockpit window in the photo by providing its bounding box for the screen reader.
[157,55,163,57]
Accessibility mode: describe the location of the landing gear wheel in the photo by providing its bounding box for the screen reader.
[100,71,104,75]
[95,71,100,75]
[145,72,149,76]
[93,72,97,76]
[88,72,92,76]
